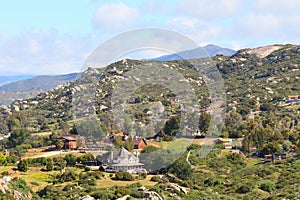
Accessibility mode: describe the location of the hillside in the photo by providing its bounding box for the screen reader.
[0,44,299,199]
[152,44,236,61]
[1,44,299,134]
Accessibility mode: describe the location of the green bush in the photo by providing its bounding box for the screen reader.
[236,183,254,194]
[168,159,194,180]
[150,176,162,182]
[204,177,221,187]
[45,158,54,171]
[260,181,276,192]
[1,171,9,177]
[59,170,79,183]
[114,172,134,181]
[10,178,32,194]
[17,159,28,172]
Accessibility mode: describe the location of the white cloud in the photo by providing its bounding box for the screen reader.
[176,0,243,19]
[235,13,282,38]
[166,17,199,29]
[92,3,139,32]
[165,16,225,46]
[0,29,99,75]
[256,0,300,13]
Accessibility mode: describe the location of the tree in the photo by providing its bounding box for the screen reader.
[260,103,275,112]
[199,111,211,134]
[168,159,194,180]
[18,159,28,172]
[124,136,134,151]
[113,136,123,148]
[225,110,242,137]
[259,142,281,156]
[59,121,69,134]
[56,140,64,150]
[64,154,77,166]
[0,152,6,165]
[76,153,95,164]
[46,158,54,171]
[7,129,30,148]
[74,118,104,142]
[164,116,180,136]
[8,116,21,131]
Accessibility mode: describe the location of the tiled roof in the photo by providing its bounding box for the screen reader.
[61,134,78,141]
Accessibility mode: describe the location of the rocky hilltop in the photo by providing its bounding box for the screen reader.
[1,44,300,135]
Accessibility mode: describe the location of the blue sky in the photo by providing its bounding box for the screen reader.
[1,0,300,75]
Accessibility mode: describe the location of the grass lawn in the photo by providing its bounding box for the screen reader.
[97,174,158,188]
[31,131,52,137]
[0,166,53,192]
[23,146,84,159]
[0,166,87,192]
[0,165,158,192]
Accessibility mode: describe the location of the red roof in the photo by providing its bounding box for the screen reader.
[133,137,147,145]
[60,134,78,141]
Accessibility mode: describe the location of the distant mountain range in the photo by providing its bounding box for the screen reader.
[0,73,79,105]
[0,75,35,86]
[152,44,236,61]
[0,45,234,105]
[0,73,79,92]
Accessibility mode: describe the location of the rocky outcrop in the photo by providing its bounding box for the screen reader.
[144,191,164,200]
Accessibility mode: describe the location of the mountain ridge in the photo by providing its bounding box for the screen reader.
[0,73,79,92]
[152,44,236,61]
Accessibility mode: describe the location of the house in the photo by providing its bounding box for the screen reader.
[109,132,128,142]
[215,138,233,149]
[59,134,81,150]
[286,95,299,103]
[133,137,147,150]
[264,153,287,162]
[98,147,145,173]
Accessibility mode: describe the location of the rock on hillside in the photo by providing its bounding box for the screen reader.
[241,45,283,58]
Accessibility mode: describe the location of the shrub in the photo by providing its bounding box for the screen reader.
[1,171,9,177]
[141,145,159,153]
[114,172,134,181]
[59,170,78,182]
[5,156,18,164]
[10,178,32,194]
[46,158,54,171]
[168,159,194,180]
[150,176,161,182]
[17,159,28,172]
[115,187,131,197]
[204,177,221,187]
[260,181,276,192]
[236,183,254,194]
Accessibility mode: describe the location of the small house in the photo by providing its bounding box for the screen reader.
[60,134,79,150]
[133,137,147,150]
[215,138,233,149]
[264,154,273,162]
[286,95,299,103]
